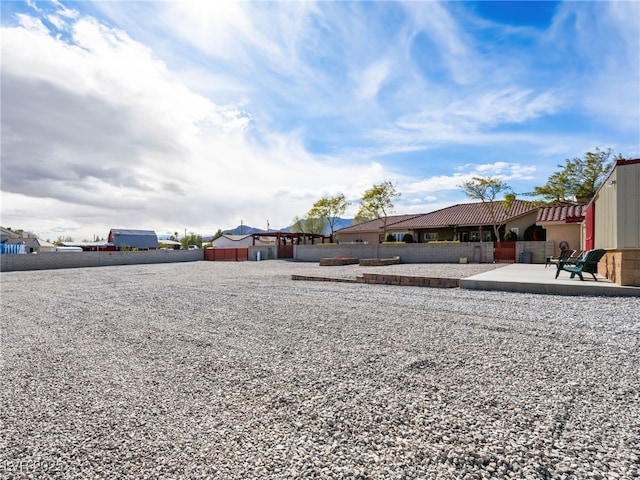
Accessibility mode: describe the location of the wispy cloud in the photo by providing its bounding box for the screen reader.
[1,0,638,240]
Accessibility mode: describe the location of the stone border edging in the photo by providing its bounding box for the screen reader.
[292,273,459,288]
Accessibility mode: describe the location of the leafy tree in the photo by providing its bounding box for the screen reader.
[213,229,224,240]
[459,176,513,243]
[402,233,414,243]
[181,233,202,249]
[532,147,619,203]
[54,235,75,246]
[308,194,351,240]
[291,216,327,235]
[355,181,400,242]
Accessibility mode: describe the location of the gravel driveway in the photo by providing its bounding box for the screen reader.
[1,260,639,479]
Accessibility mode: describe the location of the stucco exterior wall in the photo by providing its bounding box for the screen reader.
[506,212,538,240]
[1,250,203,272]
[540,223,582,256]
[211,237,254,248]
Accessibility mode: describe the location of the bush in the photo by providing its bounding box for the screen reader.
[386,233,396,242]
[504,230,518,241]
[524,224,546,241]
[402,233,414,243]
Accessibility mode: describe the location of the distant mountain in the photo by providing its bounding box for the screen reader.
[222,225,267,235]
[330,218,355,232]
[280,218,354,235]
[219,219,355,237]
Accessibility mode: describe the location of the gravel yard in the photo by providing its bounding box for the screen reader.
[1,260,639,479]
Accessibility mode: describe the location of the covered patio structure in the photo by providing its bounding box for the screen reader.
[252,232,329,258]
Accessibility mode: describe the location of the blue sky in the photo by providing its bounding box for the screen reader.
[1,0,638,241]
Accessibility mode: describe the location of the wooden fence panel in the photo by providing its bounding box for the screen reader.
[494,242,516,263]
[205,248,249,261]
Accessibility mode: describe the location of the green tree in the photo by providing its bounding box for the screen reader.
[181,233,202,249]
[291,216,327,235]
[54,235,75,246]
[213,229,224,240]
[308,194,351,239]
[355,181,400,242]
[532,147,619,203]
[459,176,513,243]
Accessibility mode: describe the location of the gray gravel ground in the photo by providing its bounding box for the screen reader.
[1,260,639,480]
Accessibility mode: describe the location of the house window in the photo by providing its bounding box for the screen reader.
[386,232,408,242]
[483,231,492,242]
[470,231,480,242]
[460,232,469,242]
[424,232,438,242]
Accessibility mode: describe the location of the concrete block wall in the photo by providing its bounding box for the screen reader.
[516,241,554,264]
[248,246,278,261]
[600,249,640,286]
[294,243,495,263]
[294,244,380,262]
[1,250,203,272]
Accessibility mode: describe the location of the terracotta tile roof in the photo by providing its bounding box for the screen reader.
[536,204,586,223]
[390,200,539,229]
[335,214,422,233]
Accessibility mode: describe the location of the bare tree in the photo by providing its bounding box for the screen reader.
[308,194,351,240]
[356,181,400,242]
[459,176,513,243]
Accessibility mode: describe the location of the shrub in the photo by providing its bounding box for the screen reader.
[524,224,546,241]
[504,230,518,241]
[402,233,414,243]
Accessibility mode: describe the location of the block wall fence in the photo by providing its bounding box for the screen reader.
[1,242,555,272]
[1,249,203,272]
[294,241,553,264]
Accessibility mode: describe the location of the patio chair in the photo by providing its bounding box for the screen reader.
[546,249,575,268]
[555,249,607,281]
[566,250,585,264]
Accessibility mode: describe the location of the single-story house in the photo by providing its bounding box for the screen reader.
[335,200,539,244]
[62,241,114,251]
[536,204,586,257]
[211,234,268,248]
[107,229,158,251]
[0,228,56,253]
[157,239,182,250]
[587,158,640,286]
[0,226,20,242]
[333,215,423,244]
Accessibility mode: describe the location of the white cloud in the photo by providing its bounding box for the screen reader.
[353,59,391,99]
[1,8,399,241]
[1,1,637,241]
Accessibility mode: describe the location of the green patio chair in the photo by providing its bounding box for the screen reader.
[546,248,575,268]
[555,249,607,281]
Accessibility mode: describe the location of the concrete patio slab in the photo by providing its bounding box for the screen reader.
[460,263,640,297]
